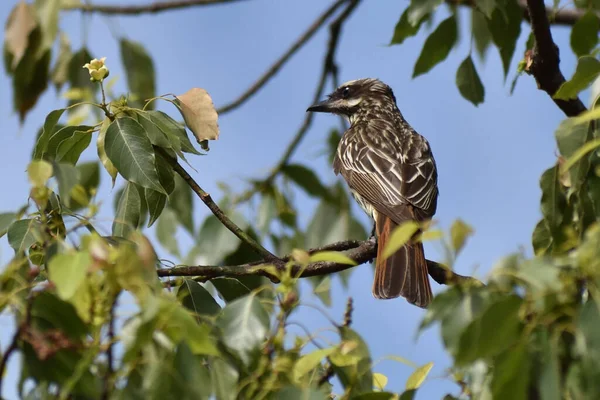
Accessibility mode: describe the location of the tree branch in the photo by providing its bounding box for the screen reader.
[157,148,282,265]
[446,0,593,27]
[524,0,587,117]
[233,0,360,204]
[158,237,481,287]
[216,0,350,115]
[62,0,245,15]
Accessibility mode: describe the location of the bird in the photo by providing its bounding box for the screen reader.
[306,78,438,308]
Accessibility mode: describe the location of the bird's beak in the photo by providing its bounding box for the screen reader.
[306,98,335,113]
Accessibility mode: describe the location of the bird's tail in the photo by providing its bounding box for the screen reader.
[373,214,432,308]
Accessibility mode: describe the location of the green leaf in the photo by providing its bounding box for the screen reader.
[373,373,388,390]
[211,277,251,302]
[156,207,180,256]
[168,174,194,234]
[407,0,442,26]
[55,130,92,165]
[308,251,357,265]
[172,343,212,400]
[120,39,156,109]
[51,32,71,91]
[406,362,433,390]
[555,56,600,100]
[532,219,552,255]
[450,219,474,255]
[274,387,329,400]
[42,125,93,162]
[211,358,239,400]
[257,193,277,234]
[382,221,420,260]
[10,30,51,121]
[54,162,79,207]
[7,219,41,253]
[571,11,600,57]
[413,15,457,78]
[97,118,117,187]
[197,213,248,264]
[30,291,89,339]
[0,213,17,238]
[156,150,175,195]
[217,294,270,366]
[456,295,523,364]
[33,0,60,54]
[491,342,530,400]
[146,110,201,155]
[69,162,100,210]
[32,108,65,159]
[293,347,337,382]
[112,182,142,238]
[390,8,425,45]
[332,327,373,396]
[472,9,492,60]
[475,0,495,18]
[105,116,166,193]
[134,109,172,148]
[537,331,562,400]
[27,160,53,187]
[487,0,522,77]
[313,275,332,306]
[353,393,398,400]
[282,164,332,201]
[305,186,368,248]
[539,166,567,231]
[177,279,221,317]
[145,188,167,228]
[456,56,485,106]
[47,251,90,301]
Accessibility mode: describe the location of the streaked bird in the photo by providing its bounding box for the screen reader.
[307,78,438,308]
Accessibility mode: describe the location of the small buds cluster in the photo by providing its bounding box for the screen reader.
[83,57,109,82]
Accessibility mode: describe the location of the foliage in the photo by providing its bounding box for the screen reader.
[3,0,600,399]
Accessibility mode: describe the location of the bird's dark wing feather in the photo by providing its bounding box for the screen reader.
[334,120,438,223]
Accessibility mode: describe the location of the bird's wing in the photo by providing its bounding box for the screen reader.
[334,120,438,223]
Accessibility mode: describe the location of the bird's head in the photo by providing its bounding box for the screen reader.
[306,78,397,121]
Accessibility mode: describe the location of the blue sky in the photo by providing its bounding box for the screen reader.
[0,0,582,398]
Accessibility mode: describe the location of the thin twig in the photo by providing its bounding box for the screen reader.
[157,147,282,265]
[0,330,19,397]
[216,0,350,115]
[524,0,586,117]
[62,0,245,14]
[233,0,360,204]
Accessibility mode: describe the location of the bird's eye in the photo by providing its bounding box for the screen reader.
[342,87,350,99]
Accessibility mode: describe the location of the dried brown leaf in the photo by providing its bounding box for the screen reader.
[4,1,38,70]
[175,88,220,142]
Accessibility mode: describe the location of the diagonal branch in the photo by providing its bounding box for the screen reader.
[157,148,282,265]
[233,0,361,204]
[216,0,350,115]
[158,237,481,287]
[62,0,246,14]
[524,0,587,117]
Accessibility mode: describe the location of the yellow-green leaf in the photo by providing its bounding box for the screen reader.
[373,372,388,391]
[308,251,357,265]
[382,221,420,260]
[405,362,434,390]
[293,347,336,382]
[27,160,53,188]
[450,219,473,255]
